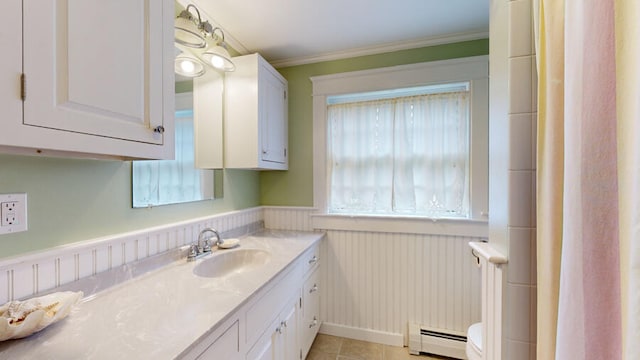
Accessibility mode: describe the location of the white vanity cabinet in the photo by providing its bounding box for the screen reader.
[0,0,174,160]
[183,241,321,360]
[224,53,288,170]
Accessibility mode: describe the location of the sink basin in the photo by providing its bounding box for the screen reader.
[193,249,271,278]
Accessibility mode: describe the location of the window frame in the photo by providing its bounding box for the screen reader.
[311,56,489,234]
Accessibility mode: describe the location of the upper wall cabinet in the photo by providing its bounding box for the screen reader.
[0,0,174,160]
[224,53,288,170]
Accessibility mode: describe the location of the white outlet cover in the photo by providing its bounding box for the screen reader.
[0,193,28,235]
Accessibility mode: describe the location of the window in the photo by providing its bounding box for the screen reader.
[327,84,470,218]
[312,56,488,224]
[132,93,214,207]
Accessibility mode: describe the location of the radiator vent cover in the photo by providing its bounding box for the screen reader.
[408,323,468,359]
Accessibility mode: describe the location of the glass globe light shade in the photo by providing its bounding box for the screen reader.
[174,16,206,49]
[174,54,206,77]
[202,45,235,72]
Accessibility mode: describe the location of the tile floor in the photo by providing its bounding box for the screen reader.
[306,334,455,360]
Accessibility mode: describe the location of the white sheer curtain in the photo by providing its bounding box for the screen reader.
[327,91,470,217]
[132,116,202,207]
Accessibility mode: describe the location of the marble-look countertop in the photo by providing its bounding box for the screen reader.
[0,230,323,359]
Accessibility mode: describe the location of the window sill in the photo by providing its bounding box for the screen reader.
[311,213,488,238]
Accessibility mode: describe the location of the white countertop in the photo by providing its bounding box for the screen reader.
[0,230,323,359]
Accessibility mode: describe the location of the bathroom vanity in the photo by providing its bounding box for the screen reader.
[0,230,323,359]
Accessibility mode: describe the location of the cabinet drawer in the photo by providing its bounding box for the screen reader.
[302,244,320,276]
[303,267,320,325]
[301,267,320,356]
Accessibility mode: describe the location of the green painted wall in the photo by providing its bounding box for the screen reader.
[259,39,490,206]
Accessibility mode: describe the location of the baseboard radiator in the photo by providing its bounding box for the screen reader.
[408,323,467,359]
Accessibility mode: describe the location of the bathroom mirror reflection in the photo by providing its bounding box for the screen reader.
[132,90,215,207]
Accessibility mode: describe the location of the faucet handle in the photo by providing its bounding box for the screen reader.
[202,238,212,253]
[188,243,199,260]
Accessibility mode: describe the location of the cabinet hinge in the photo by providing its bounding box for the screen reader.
[284,90,287,100]
[299,296,302,309]
[284,148,287,158]
[20,73,26,101]
[300,349,302,360]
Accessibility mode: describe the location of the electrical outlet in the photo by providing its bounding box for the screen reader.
[0,193,27,234]
[2,201,18,226]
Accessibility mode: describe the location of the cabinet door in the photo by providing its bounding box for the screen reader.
[247,317,278,360]
[0,1,21,131]
[260,65,287,165]
[247,298,299,360]
[22,0,167,145]
[280,302,299,360]
[250,340,275,360]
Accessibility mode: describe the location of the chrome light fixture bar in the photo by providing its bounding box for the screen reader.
[174,4,235,77]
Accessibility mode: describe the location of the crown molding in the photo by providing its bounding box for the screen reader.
[269,30,489,68]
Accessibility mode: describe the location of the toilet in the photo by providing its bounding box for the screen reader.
[466,322,482,360]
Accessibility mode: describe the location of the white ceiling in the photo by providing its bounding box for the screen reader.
[179,0,489,67]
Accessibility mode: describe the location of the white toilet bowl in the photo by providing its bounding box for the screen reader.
[466,322,482,360]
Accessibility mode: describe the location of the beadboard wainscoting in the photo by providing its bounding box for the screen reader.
[263,206,315,231]
[0,207,263,304]
[320,230,484,346]
[263,206,486,347]
[3,205,486,351]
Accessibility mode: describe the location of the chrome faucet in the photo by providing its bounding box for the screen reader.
[188,227,222,261]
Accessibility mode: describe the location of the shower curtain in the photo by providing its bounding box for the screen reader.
[534,0,640,359]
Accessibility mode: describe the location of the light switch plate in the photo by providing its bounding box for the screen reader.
[0,193,27,234]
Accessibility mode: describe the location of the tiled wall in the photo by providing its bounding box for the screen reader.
[506,0,538,358]
[490,0,538,358]
[0,207,263,304]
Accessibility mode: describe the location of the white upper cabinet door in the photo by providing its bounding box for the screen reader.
[0,2,22,134]
[260,66,288,165]
[24,0,163,142]
[5,0,175,159]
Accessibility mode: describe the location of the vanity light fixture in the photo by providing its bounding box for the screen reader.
[174,4,235,77]
[202,28,236,72]
[174,53,206,77]
[174,5,207,49]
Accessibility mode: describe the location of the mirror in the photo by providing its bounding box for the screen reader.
[132,89,216,207]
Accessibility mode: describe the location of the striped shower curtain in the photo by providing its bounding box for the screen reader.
[534,0,640,359]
